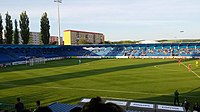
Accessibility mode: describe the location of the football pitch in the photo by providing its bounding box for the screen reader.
[0,58,200,107]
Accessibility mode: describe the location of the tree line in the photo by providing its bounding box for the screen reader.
[0,11,50,45]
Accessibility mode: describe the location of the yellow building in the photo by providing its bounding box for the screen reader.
[64,30,105,45]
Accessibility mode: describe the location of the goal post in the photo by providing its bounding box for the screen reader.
[29,57,46,66]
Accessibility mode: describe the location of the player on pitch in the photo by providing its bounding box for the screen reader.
[188,64,191,72]
[178,58,181,65]
[196,60,199,67]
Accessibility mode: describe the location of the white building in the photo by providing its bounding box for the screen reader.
[139,40,160,44]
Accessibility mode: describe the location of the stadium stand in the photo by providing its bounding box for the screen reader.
[0,44,199,111]
[0,96,196,112]
[47,99,186,112]
[0,43,200,64]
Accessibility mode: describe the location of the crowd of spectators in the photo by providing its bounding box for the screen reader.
[0,96,199,112]
[82,46,200,57]
[0,98,52,112]
[70,96,124,112]
[174,90,200,112]
[0,97,124,112]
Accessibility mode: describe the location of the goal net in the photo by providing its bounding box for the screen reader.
[29,57,46,66]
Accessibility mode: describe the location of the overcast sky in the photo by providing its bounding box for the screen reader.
[1,0,200,41]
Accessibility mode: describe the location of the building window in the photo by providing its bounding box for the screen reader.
[85,34,88,39]
[93,35,96,43]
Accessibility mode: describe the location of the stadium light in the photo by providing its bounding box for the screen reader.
[54,0,62,45]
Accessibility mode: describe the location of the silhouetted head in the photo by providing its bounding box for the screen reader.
[184,98,187,101]
[82,100,124,112]
[89,96,102,104]
[36,100,40,107]
[17,97,20,102]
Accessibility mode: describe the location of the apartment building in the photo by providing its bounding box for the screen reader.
[50,36,63,45]
[28,32,42,45]
[64,30,105,45]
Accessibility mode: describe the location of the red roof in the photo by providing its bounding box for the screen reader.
[64,30,103,35]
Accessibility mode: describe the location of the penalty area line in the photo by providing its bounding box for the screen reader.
[181,62,200,79]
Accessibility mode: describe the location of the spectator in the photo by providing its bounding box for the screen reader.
[105,102,124,112]
[33,100,41,112]
[174,90,180,106]
[34,106,52,112]
[89,96,103,104]
[81,96,124,112]
[70,107,82,112]
[82,102,124,112]
[193,102,200,112]
[22,109,31,112]
[15,97,24,112]
[182,98,190,112]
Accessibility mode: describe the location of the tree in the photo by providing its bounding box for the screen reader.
[14,19,19,44]
[19,11,30,44]
[0,14,3,44]
[40,12,50,44]
[5,12,13,44]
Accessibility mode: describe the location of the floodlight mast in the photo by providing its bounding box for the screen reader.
[54,0,62,45]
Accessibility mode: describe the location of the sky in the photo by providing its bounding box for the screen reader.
[0,0,200,41]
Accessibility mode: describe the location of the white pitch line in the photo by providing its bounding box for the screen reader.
[0,83,199,98]
[154,66,181,72]
[0,83,167,96]
[181,62,200,79]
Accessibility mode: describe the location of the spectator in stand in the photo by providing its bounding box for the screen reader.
[174,90,180,106]
[34,106,52,112]
[70,107,82,112]
[90,96,103,104]
[22,109,31,112]
[81,96,124,112]
[81,96,103,112]
[33,100,41,112]
[15,97,24,112]
[106,102,124,112]
[82,102,124,112]
[182,98,190,112]
[32,100,52,112]
[193,102,200,112]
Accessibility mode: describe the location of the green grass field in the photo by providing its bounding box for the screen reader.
[0,58,200,108]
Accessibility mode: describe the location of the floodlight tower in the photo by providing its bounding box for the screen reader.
[54,0,62,45]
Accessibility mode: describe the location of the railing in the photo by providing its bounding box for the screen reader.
[0,102,15,111]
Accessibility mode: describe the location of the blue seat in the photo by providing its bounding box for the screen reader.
[48,102,82,112]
